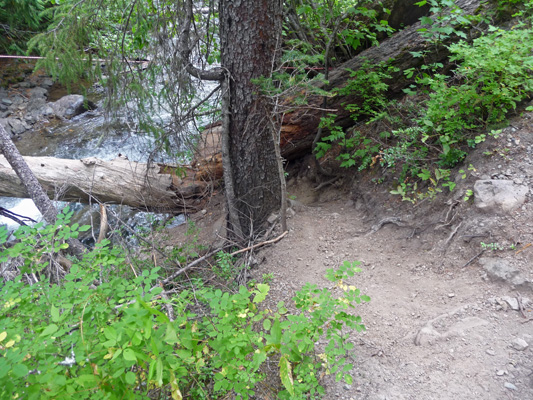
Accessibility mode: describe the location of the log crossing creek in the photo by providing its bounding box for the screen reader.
[0,94,198,234]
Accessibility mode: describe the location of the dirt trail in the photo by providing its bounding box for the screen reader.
[249,111,533,399]
[255,199,532,399]
[172,109,533,399]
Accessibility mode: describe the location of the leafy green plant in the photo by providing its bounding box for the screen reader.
[262,273,275,284]
[416,0,483,44]
[0,0,48,53]
[0,216,370,399]
[480,242,504,251]
[213,250,239,282]
[315,61,396,169]
[419,28,533,159]
[463,189,474,202]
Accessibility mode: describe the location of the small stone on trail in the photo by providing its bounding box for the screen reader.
[474,179,528,213]
[502,296,519,311]
[486,349,496,356]
[496,370,506,376]
[479,258,531,289]
[511,338,529,351]
[448,293,455,298]
[200,209,207,215]
[343,384,352,391]
[504,382,518,391]
[42,78,54,87]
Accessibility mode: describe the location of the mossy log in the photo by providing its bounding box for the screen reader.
[279,0,482,160]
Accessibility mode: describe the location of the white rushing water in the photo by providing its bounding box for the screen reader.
[0,109,190,234]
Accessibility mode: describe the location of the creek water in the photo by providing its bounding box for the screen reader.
[0,103,186,238]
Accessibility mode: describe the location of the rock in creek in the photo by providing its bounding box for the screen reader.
[50,94,96,119]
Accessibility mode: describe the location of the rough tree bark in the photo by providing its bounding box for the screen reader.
[0,122,86,256]
[219,0,283,242]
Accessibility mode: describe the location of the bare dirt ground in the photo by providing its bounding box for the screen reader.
[252,112,533,400]
[182,109,533,400]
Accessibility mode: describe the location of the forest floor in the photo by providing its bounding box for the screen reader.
[2,58,533,399]
[175,108,533,400]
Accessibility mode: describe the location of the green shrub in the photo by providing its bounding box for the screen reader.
[0,217,369,399]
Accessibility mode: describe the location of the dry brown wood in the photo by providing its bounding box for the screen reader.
[462,250,485,268]
[96,204,108,244]
[229,230,289,256]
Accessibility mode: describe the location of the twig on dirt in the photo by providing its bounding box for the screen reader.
[435,200,460,230]
[462,234,490,239]
[443,220,463,248]
[516,292,528,319]
[435,211,458,231]
[160,230,287,287]
[521,318,533,324]
[407,228,417,240]
[462,250,485,268]
[159,283,176,322]
[161,248,222,284]
[313,176,341,191]
[444,200,459,222]
[515,243,531,255]
[366,217,407,236]
[230,231,288,256]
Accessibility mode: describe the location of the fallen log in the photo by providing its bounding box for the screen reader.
[279,0,482,160]
[0,154,221,212]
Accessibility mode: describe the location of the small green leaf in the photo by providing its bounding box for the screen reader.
[125,371,136,385]
[269,319,282,345]
[263,318,272,331]
[123,348,137,362]
[345,374,353,385]
[279,355,295,396]
[79,225,91,232]
[111,348,122,361]
[51,305,60,322]
[12,364,29,378]
[164,324,178,344]
[40,324,58,337]
[156,358,163,386]
[420,16,433,25]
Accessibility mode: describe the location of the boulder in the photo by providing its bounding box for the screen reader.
[7,118,28,135]
[25,98,54,122]
[29,87,48,99]
[473,180,528,213]
[50,95,96,119]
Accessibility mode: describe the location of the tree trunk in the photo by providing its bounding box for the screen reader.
[219,0,283,241]
[0,154,218,212]
[0,122,86,256]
